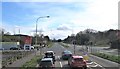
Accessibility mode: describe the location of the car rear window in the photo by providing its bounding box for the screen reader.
[64,51,72,54]
[74,58,83,61]
[40,61,52,66]
[45,53,53,55]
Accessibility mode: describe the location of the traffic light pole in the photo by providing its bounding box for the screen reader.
[74,44,75,55]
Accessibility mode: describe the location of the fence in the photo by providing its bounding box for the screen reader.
[2,50,35,67]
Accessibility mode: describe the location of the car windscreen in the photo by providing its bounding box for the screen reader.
[40,61,52,66]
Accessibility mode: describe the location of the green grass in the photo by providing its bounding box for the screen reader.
[20,55,42,69]
[92,53,120,64]
[59,42,69,48]
[47,41,53,48]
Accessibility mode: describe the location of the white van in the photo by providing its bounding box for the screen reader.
[24,44,34,50]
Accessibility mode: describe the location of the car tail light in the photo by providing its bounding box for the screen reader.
[51,64,55,68]
[39,65,42,68]
[83,61,87,64]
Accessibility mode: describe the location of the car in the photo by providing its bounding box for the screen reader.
[44,51,56,64]
[61,50,72,60]
[10,47,19,50]
[68,55,87,69]
[0,48,4,51]
[39,58,55,68]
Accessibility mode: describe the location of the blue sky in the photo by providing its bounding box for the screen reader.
[2,0,119,39]
[2,2,86,26]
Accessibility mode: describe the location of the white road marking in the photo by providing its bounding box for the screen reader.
[60,61,62,68]
[58,56,63,68]
[36,64,39,67]
[87,61,106,69]
[61,45,65,49]
[94,62,103,67]
[87,62,94,64]
[93,62,106,69]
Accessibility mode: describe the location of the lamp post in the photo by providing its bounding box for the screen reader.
[35,16,49,55]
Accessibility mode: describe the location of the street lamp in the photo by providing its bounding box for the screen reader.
[35,16,49,54]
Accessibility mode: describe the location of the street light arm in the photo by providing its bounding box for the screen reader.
[36,16,50,23]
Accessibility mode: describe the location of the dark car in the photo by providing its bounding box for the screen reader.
[68,56,87,69]
[61,50,72,60]
[44,51,56,64]
[10,47,19,50]
[39,58,55,69]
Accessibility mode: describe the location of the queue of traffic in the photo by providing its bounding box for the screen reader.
[38,50,87,69]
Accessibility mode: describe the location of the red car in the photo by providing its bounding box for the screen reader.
[68,55,87,69]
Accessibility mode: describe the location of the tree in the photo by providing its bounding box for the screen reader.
[44,36,50,41]
[0,28,5,35]
[57,39,62,42]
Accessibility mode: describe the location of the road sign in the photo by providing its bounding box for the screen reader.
[83,52,89,61]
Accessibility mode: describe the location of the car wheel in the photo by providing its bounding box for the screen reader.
[83,66,87,69]
[68,61,70,65]
[68,61,70,66]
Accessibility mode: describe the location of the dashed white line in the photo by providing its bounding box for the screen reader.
[61,45,65,49]
[58,56,63,68]
[60,61,62,68]
[36,64,39,67]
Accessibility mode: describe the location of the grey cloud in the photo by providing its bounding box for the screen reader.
[57,26,71,31]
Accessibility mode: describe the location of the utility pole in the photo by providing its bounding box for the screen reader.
[19,28,20,49]
[90,42,92,53]
[73,40,76,55]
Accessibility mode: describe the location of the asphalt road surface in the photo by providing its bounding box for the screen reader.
[42,43,119,69]
[40,43,119,69]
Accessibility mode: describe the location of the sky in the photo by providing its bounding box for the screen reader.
[1,0,119,40]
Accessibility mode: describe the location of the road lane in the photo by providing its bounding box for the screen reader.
[58,43,119,69]
[44,43,67,56]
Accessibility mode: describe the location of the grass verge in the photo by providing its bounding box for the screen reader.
[59,42,69,48]
[92,53,120,64]
[47,41,54,48]
[20,55,42,69]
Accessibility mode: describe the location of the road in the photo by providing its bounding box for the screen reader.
[40,43,119,69]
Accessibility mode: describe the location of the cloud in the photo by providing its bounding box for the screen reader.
[44,29,72,40]
[68,0,119,31]
[2,0,119,40]
[57,24,72,31]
